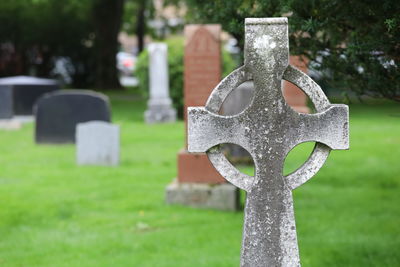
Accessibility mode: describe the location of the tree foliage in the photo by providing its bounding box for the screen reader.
[0,0,92,85]
[181,0,400,101]
[0,0,125,90]
[122,0,155,54]
[184,0,283,47]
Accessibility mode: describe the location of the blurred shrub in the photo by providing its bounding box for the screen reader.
[135,37,237,118]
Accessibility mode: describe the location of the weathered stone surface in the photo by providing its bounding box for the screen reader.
[188,17,349,266]
[144,43,176,123]
[177,24,225,184]
[165,179,239,211]
[76,121,119,166]
[222,57,309,159]
[223,56,309,117]
[0,76,59,119]
[35,90,110,144]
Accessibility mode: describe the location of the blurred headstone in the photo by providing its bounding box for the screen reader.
[35,90,110,144]
[0,76,59,119]
[221,81,254,116]
[283,56,310,113]
[144,43,176,123]
[166,24,239,211]
[76,121,119,166]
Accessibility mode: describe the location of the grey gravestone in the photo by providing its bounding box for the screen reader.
[221,81,254,159]
[0,76,59,119]
[221,81,254,116]
[144,43,176,123]
[35,90,110,144]
[76,121,119,166]
[188,18,349,266]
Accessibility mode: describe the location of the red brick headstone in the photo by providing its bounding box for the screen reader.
[283,55,310,113]
[177,24,225,184]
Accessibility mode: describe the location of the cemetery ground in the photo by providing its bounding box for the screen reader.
[0,90,399,267]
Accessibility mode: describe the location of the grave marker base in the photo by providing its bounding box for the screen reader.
[165,179,240,211]
[144,104,176,124]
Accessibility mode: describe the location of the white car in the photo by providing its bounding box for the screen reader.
[117,52,136,76]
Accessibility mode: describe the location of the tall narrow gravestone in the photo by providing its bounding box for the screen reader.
[188,18,349,266]
[144,43,176,123]
[166,24,239,211]
[178,24,225,184]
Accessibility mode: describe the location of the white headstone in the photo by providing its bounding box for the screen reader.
[76,121,120,166]
[144,43,176,123]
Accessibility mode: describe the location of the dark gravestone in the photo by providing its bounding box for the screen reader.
[35,90,111,144]
[0,87,13,119]
[0,76,59,119]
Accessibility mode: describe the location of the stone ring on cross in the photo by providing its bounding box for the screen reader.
[188,17,349,266]
[202,64,337,192]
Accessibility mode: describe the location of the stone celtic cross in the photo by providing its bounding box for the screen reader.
[188,18,349,266]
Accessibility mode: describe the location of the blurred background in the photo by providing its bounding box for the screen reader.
[0,0,399,266]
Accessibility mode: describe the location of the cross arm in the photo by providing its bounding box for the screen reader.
[288,104,349,152]
[284,104,349,190]
[187,107,247,153]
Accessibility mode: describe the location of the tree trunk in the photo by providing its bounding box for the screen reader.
[92,0,124,90]
[136,0,146,55]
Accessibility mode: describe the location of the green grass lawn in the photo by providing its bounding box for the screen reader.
[0,93,399,266]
